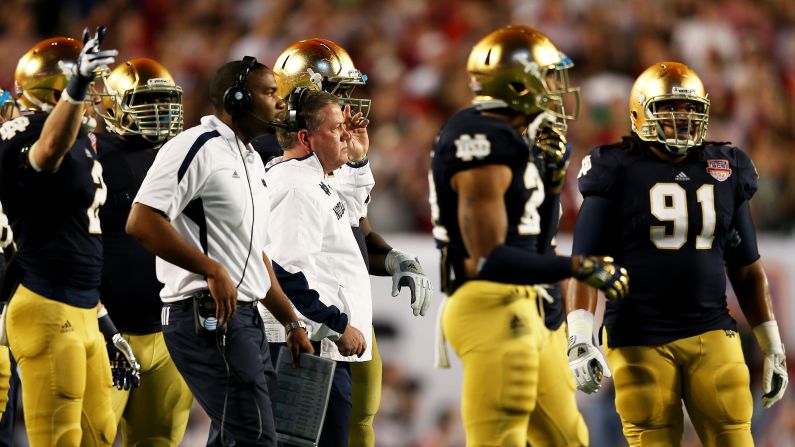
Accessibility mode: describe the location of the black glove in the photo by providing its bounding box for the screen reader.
[573,255,630,301]
[98,313,141,390]
[533,126,570,190]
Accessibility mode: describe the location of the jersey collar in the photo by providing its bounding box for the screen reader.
[200,115,251,154]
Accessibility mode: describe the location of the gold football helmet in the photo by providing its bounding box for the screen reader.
[15,37,83,112]
[98,58,183,142]
[630,61,710,155]
[274,38,370,117]
[467,25,580,126]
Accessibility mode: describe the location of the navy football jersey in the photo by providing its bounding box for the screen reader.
[431,107,563,326]
[577,138,758,346]
[251,134,283,166]
[96,132,164,334]
[0,113,105,306]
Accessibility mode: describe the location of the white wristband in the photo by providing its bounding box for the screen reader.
[753,320,784,354]
[60,89,85,105]
[385,249,403,275]
[566,309,595,342]
[97,306,109,318]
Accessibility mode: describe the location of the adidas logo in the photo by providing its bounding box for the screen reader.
[60,320,74,333]
[232,171,240,179]
[675,171,690,181]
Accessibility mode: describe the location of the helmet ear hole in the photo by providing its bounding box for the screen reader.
[509,82,528,95]
[632,111,637,119]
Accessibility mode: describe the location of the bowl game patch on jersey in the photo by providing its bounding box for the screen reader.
[706,159,731,182]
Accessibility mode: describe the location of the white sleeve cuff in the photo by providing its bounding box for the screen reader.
[753,320,784,354]
[566,309,595,342]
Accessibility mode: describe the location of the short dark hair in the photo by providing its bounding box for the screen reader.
[276,90,341,149]
[208,59,268,112]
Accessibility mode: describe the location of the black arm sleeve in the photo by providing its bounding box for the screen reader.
[271,261,348,334]
[536,192,561,255]
[724,200,760,267]
[478,245,573,285]
[571,195,613,255]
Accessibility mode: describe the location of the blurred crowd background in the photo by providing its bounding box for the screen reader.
[3,0,795,234]
[2,0,795,445]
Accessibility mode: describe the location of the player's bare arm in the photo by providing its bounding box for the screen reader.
[728,258,788,408]
[450,164,511,278]
[359,216,390,275]
[126,203,237,323]
[728,259,774,327]
[31,27,117,171]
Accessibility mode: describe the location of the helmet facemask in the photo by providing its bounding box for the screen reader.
[636,93,710,156]
[98,70,183,143]
[0,90,18,122]
[531,54,580,130]
[323,68,371,119]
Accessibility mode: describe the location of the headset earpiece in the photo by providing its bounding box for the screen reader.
[223,56,257,117]
[285,86,310,131]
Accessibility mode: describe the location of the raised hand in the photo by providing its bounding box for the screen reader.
[77,26,118,79]
[65,26,118,102]
[343,104,370,162]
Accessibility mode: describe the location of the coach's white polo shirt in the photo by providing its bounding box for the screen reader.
[334,161,374,227]
[134,115,271,303]
[264,154,373,362]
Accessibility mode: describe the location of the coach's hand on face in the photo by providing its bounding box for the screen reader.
[206,261,237,324]
[335,324,367,357]
[343,104,369,162]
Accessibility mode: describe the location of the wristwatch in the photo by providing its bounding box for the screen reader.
[285,320,307,335]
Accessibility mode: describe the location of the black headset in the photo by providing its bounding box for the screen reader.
[285,86,311,131]
[223,56,258,117]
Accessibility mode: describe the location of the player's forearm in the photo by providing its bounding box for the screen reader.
[566,278,598,314]
[126,203,219,278]
[361,217,392,275]
[728,259,775,328]
[458,193,509,278]
[31,99,85,170]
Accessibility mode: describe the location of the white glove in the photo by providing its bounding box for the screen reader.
[77,26,118,78]
[567,309,611,394]
[753,321,788,409]
[385,250,432,316]
[64,26,118,103]
[98,309,141,390]
[109,333,141,390]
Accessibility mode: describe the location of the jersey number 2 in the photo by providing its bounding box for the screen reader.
[87,160,107,234]
[649,183,715,250]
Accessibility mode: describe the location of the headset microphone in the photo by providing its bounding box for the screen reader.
[243,110,294,132]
